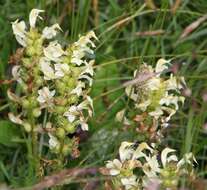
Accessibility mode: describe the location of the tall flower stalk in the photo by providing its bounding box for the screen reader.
[8,8,97,177]
[104,59,196,190]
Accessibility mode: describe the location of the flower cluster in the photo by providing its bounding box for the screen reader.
[106,141,196,190]
[8,9,97,157]
[116,59,185,140]
[104,59,196,190]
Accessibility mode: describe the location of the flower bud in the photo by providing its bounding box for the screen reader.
[53,145,61,154]
[35,78,43,86]
[22,99,30,109]
[62,56,71,64]
[64,123,76,134]
[62,75,70,83]
[21,83,28,92]
[55,97,67,106]
[23,122,32,132]
[163,179,172,187]
[29,96,38,107]
[160,169,169,178]
[56,106,66,114]
[56,81,66,94]
[72,67,82,77]
[67,78,76,90]
[171,179,178,186]
[22,58,31,68]
[32,108,41,117]
[56,127,65,139]
[68,95,78,104]
[62,144,72,156]
[26,46,36,56]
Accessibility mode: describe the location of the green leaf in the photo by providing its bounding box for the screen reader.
[0,120,20,147]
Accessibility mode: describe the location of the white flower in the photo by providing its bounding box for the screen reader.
[155,58,170,75]
[64,106,78,122]
[71,82,85,96]
[63,97,93,124]
[161,106,176,122]
[121,175,139,190]
[54,63,70,78]
[143,155,160,178]
[44,41,65,62]
[7,89,21,103]
[48,134,60,150]
[71,31,98,66]
[78,74,93,86]
[78,60,94,86]
[160,95,185,110]
[161,148,177,167]
[76,31,98,49]
[115,109,131,125]
[12,65,23,83]
[106,141,196,189]
[124,59,186,127]
[166,74,185,91]
[136,100,151,112]
[81,60,94,76]
[106,159,122,176]
[79,116,89,131]
[147,157,160,173]
[148,107,163,119]
[71,49,85,66]
[125,86,138,102]
[77,96,94,117]
[146,77,162,91]
[29,9,44,28]
[12,20,27,47]
[132,142,153,160]
[8,113,23,125]
[177,153,197,169]
[37,87,55,106]
[119,141,134,162]
[80,122,88,131]
[71,57,84,66]
[40,57,56,80]
[42,24,62,39]
[87,30,98,41]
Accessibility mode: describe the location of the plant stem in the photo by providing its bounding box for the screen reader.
[28,111,40,181]
[0,103,10,112]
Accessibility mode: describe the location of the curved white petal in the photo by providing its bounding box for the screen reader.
[161,147,176,167]
[44,41,65,62]
[40,57,56,80]
[8,113,23,125]
[48,133,60,149]
[155,58,170,74]
[29,9,44,28]
[119,141,134,162]
[12,20,27,46]
[42,23,62,39]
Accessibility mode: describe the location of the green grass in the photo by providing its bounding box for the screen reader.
[1,0,207,189]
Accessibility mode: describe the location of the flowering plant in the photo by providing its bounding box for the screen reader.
[8,8,97,172]
[105,141,196,190]
[116,59,186,140]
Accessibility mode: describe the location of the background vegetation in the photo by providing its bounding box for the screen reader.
[0,0,207,189]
